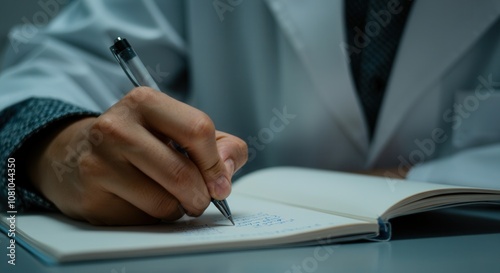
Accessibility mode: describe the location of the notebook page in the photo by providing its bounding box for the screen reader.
[232,167,472,222]
[1,195,375,263]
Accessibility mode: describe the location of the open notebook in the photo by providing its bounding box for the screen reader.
[2,167,500,264]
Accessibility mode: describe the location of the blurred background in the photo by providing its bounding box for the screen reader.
[0,1,68,66]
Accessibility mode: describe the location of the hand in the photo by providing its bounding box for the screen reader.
[29,87,248,225]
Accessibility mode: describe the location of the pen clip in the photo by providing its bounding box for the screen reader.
[110,45,141,87]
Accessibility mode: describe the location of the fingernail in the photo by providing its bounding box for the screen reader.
[224,159,235,175]
[214,175,230,198]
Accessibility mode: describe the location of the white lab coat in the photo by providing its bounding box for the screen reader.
[1,0,499,188]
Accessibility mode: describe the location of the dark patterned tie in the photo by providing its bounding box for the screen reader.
[345,0,414,139]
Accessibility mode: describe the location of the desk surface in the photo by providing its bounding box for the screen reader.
[2,205,500,273]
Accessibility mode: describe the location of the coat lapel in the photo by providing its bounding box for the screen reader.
[265,0,369,156]
[368,0,500,166]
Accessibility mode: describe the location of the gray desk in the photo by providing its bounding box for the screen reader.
[2,205,500,273]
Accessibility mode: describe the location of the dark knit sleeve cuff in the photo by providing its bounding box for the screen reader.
[0,98,100,212]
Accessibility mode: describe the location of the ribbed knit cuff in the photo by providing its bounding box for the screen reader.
[0,98,99,211]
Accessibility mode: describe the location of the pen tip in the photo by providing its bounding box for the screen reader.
[229,216,235,226]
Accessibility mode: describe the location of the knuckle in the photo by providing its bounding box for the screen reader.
[235,137,249,161]
[94,115,118,135]
[203,158,222,176]
[124,87,154,105]
[148,193,183,219]
[94,116,131,144]
[77,153,104,179]
[170,162,197,189]
[187,112,215,140]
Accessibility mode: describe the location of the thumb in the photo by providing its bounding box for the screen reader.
[204,158,232,200]
[214,130,249,194]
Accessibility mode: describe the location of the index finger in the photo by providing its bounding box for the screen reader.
[131,87,231,199]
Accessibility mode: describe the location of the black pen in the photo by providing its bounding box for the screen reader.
[110,37,235,225]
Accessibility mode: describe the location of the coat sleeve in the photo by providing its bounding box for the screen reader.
[0,0,188,113]
[0,0,188,211]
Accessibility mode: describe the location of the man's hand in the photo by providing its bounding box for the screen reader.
[29,87,248,225]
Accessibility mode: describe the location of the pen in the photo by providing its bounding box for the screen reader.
[110,37,235,225]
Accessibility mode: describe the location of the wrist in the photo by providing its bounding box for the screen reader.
[28,117,97,200]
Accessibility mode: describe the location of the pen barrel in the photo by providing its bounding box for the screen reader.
[124,56,161,90]
[110,37,161,90]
